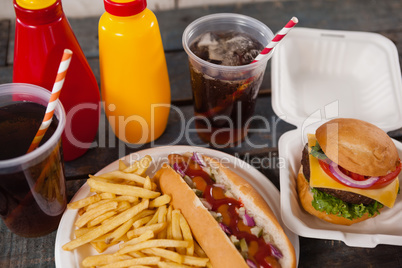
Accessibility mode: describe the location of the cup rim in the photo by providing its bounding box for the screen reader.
[182,13,274,71]
[0,83,66,169]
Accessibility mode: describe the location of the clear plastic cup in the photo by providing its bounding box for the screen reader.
[0,83,67,237]
[182,13,274,147]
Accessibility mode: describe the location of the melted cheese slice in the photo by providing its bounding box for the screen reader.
[308,134,400,208]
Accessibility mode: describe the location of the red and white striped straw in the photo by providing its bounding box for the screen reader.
[252,17,298,63]
[27,49,73,154]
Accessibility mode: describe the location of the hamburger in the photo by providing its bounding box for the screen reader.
[297,118,401,225]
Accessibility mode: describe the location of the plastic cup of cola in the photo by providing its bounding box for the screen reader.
[182,13,274,148]
[0,83,67,237]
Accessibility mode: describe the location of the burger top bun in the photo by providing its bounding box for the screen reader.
[315,118,399,177]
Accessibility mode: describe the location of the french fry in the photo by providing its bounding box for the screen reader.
[128,251,148,258]
[86,199,113,211]
[119,160,128,171]
[193,242,207,258]
[75,201,118,228]
[91,240,120,253]
[98,170,147,185]
[145,207,161,226]
[99,257,161,268]
[87,210,117,228]
[87,179,160,199]
[171,210,185,254]
[100,192,116,199]
[142,248,184,264]
[62,199,149,251]
[121,230,155,248]
[113,195,139,203]
[124,155,152,175]
[157,206,168,239]
[179,213,194,256]
[116,201,131,213]
[131,210,156,223]
[104,218,135,244]
[67,194,102,209]
[128,222,167,238]
[157,262,193,268]
[133,215,154,229]
[166,205,173,240]
[149,194,171,208]
[74,226,95,238]
[117,239,190,255]
[82,253,132,267]
[143,176,153,190]
[182,256,210,267]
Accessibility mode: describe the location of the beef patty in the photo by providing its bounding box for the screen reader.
[301,144,375,205]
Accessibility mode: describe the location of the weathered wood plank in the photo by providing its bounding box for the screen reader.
[0,20,9,67]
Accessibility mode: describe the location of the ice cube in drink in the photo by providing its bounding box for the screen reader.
[188,31,265,146]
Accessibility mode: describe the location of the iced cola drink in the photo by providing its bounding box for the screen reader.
[0,84,67,237]
[183,14,274,147]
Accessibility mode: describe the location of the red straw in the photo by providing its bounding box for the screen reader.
[27,49,73,153]
[252,17,298,63]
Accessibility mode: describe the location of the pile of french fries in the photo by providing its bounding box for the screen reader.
[62,155,211,268]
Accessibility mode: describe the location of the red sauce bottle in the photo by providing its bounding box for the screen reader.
[13,0,100,161]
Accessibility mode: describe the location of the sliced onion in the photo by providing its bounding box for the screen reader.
[270,244,283,259]
[246,259,258,268]
[213,183,226,190]
[219,223,231,235]
[172,163,186,177]
[192,152,207,167]
[243,211,255,227]
[199,198,213,210]
[328,161,379,188]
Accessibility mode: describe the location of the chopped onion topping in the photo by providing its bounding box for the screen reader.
[329,161,379,188]
[219,223,231,235]
[246,259,258,268]
[172,163,186,177]
[199,198,213,210]
[192,152,207,167]
[243,211,255,227]
[213,183,226,190]
[270,244,283,259]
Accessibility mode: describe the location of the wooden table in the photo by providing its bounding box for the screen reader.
[1,0,402,267]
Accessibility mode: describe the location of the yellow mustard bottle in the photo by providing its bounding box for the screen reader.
[99,0,171,144]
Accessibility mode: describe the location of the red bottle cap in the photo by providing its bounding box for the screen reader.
[14,0,63,24]
[104,0,147,17]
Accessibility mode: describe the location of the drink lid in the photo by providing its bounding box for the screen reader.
[15,0,57,10]
[104,0,147,16]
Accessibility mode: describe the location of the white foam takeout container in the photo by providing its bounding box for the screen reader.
[271,27,402,247]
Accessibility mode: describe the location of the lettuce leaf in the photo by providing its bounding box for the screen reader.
[311,188,383,220]
[310,143,327,160]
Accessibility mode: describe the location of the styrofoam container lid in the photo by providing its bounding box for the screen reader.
[272,27,402,132]
[272,27,402,247]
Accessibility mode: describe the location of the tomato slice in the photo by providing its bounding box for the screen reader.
[318,159,401,189]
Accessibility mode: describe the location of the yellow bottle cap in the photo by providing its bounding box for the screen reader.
[16,0,57,10]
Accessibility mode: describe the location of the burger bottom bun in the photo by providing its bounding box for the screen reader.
[297,167,382,226]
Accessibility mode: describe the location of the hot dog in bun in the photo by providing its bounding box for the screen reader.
[298,118,401,225]
[155,152,296,268]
